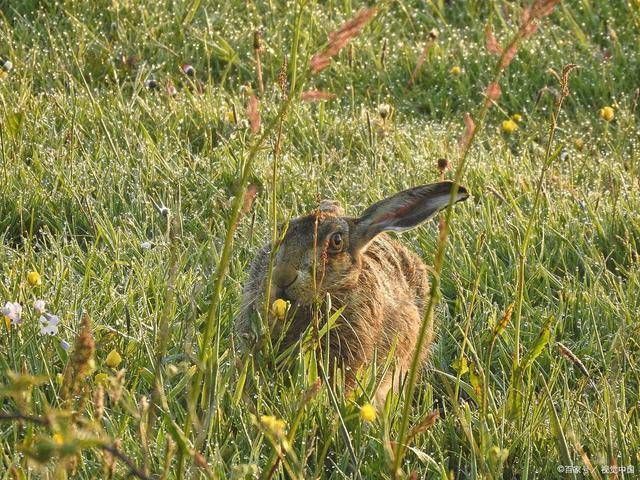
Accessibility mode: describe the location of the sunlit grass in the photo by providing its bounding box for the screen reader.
[1,0,639,478]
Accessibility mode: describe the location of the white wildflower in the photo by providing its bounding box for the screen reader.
[34,299,46,314]
[2,302,23,325]
[39,313,60,336]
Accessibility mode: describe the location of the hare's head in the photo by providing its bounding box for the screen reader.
[270,181,469,305]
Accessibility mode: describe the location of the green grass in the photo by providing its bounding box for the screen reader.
[1,0,639,478]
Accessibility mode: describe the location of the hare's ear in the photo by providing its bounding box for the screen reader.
[351,181,469,251]
[318,199,344,215]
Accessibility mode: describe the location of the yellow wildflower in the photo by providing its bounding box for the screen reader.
[52,433,64,445]
[599,106,614,122]
[95,372,109,384]
[359,403,376,422]
[501,119,518,134]
[260,415,287,438]
[87,358,96,375]
[511,113,522,122]
[452,356,469,376]
[271,299,289,320]
[105,349,122,368]
[489,445,509,463]
[27,271,42,286]
[450,65,462,76]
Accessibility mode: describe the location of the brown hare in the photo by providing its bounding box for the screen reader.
[236,181,469,403]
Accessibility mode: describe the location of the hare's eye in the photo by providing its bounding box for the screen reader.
[329,232,343,252]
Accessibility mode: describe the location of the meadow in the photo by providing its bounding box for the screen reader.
[1,0,639,478]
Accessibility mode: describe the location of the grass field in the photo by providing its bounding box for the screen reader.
[1,0,639,478]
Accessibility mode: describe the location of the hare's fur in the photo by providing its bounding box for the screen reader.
[235,182,468,402]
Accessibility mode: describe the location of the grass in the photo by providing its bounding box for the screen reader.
[1,0,639,478]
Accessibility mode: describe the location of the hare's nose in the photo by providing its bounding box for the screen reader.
[273,264,298,289]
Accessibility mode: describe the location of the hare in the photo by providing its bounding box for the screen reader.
[236,181,469,402]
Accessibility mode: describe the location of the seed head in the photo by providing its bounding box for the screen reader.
[301,90,336,102]
[377,103,391,120]
[61,312,95,400]
[94,384,105,420]
[253,30,263,52]
[144,78,159,90]
[181,63,195,77]
[247,95,261,134]
[557,342,589,377]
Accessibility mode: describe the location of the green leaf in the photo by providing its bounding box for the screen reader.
[521,316,554,371]
[543,378,574,475]
[232,356,250,407]
[181,0,202,26]
[505,368,523,420]
[452,355,469,376]
[317,305,345,339]
[469,362,483,403]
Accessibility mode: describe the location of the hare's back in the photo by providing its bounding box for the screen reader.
[363,235,430,310]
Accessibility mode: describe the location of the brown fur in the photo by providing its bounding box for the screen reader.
[235,182,468,403]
